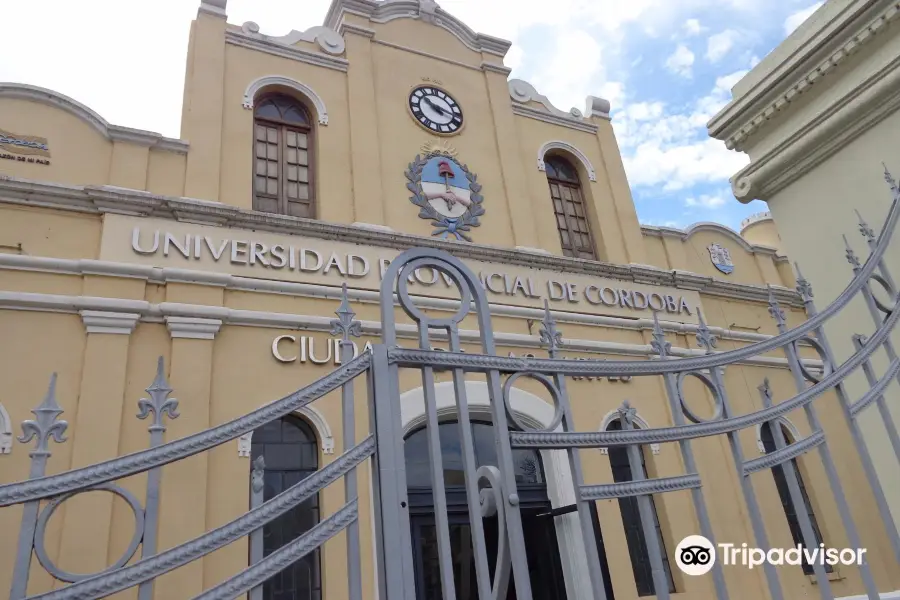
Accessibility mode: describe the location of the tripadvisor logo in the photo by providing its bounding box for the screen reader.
[675,535,867,575]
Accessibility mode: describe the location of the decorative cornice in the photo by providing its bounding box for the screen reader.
[237,21,345,55]
[238,404,334,456]
[242,76,329,125]
[79,310,140,335]
[708,0,899,150]
[508,80,600,134]
[537,141,597,181]
[338,23,376,38]
[740,211,773,231]
[325,0,512,57]
[0,291,818,371]
[0,254,804,340]
[165,316,223,340]
[641,221,783,259]
[0,83,189,154]
[198,0,227,18]
[727,54,900,202]
[225,31,349,73]
[586,96,611,120]
[481,62,512,76]
[0,176,805,307]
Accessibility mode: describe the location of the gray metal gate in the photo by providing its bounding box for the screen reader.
[2,172,900,599]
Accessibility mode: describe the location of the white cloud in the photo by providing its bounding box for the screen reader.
[684,18,704,36]
[784,2,823,35]
[505,45,525,72]
[665,44,695,77]
[529,29,606,114]
[685,194,727,208]
[706,30,739,63]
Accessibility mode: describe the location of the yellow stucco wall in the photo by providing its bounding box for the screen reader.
[1,2,893,599]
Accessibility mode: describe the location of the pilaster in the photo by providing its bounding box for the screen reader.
[55,311,140,575]
[343,25,386,227]
[483,68,539,249]
[594,119,647,265]
[182,2,227,201]
[156,321,220,596]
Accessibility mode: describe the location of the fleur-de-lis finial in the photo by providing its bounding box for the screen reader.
[538,300,563,357]
[137,357,179,433]
[650,312,672,358]
[767,286,786,329]
[855,209,876,243]
[794,262,814,303]
[616,399,637,426]
[757,378,773,407]
[843,234,862,270]
[330,283,362,343]
[884,162,898,194]
[251,455,266,493]
[18,373,68,456]
[695,310,718,354]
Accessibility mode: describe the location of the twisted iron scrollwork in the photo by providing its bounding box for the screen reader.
[477,465,511,600]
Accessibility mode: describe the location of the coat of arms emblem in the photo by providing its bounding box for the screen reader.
[406,141,484,241]
[707,243,734,275]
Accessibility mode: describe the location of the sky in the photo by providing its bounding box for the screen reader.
[0,0,824,232]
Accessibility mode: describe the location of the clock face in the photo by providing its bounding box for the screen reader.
[408,86,464,135]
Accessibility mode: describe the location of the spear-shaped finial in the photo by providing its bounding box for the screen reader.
[695,309,718,354]
[538,299,563,357]
[330,283,362,343]
[757,378,774,408]
[650,312,672,358]
[616,399,637,426]
[251,455,266,494]
[794,262,814,303]
[843,234,862,270]
[18,373,68,456]
[137,356,179,434]
[884,162,898,194]
[767,286,786,329]
[855,209,877,243]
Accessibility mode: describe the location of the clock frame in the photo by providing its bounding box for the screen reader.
[407,84,465,136]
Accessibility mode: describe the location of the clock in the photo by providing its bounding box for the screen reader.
[408,85,464,135]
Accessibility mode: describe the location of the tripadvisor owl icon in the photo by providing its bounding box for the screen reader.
[676,535,716,576]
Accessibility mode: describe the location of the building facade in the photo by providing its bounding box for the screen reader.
[708,0,900,535]
[1,1,899,599]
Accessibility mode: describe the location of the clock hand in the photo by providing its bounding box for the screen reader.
[424,97,450,117]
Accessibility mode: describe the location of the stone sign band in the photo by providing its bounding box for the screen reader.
[123,219,701,320]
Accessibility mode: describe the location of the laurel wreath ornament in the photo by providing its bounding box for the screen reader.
[405,151,485,242]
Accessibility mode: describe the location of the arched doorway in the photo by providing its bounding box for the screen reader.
[404,419,567,599]
[250,415,321,600]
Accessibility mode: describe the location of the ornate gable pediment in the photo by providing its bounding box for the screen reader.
[324,0,512,57]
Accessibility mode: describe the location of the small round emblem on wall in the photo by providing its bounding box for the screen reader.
[408,85,464,135]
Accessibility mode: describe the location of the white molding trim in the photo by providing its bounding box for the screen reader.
[238,21,345,55]
[0,403,12,455]
[0,253,804,344]
[0,83,189,154]
[0,176,805,307]
[238,404,335,457]
[598,409,661,455]
[836,591,900,600]
[242,75,330,125]
[325,0,512,57]
[755,416,802,454]
[640,221,782,258]
[79,310,140,335]
[165,316,223,340]
[0,290,824,372]
[508,79,602,134]
[708,0,900,151]
[537,141,597,182]
[399,380,590,600]
[225,31,349,73]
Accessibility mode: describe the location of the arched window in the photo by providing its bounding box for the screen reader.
[253,94,315,218]
[544,155,596,260]
[760,422,831,575]
[404,420,567,600]
[250,415,321,600]
[605,418,675,597]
